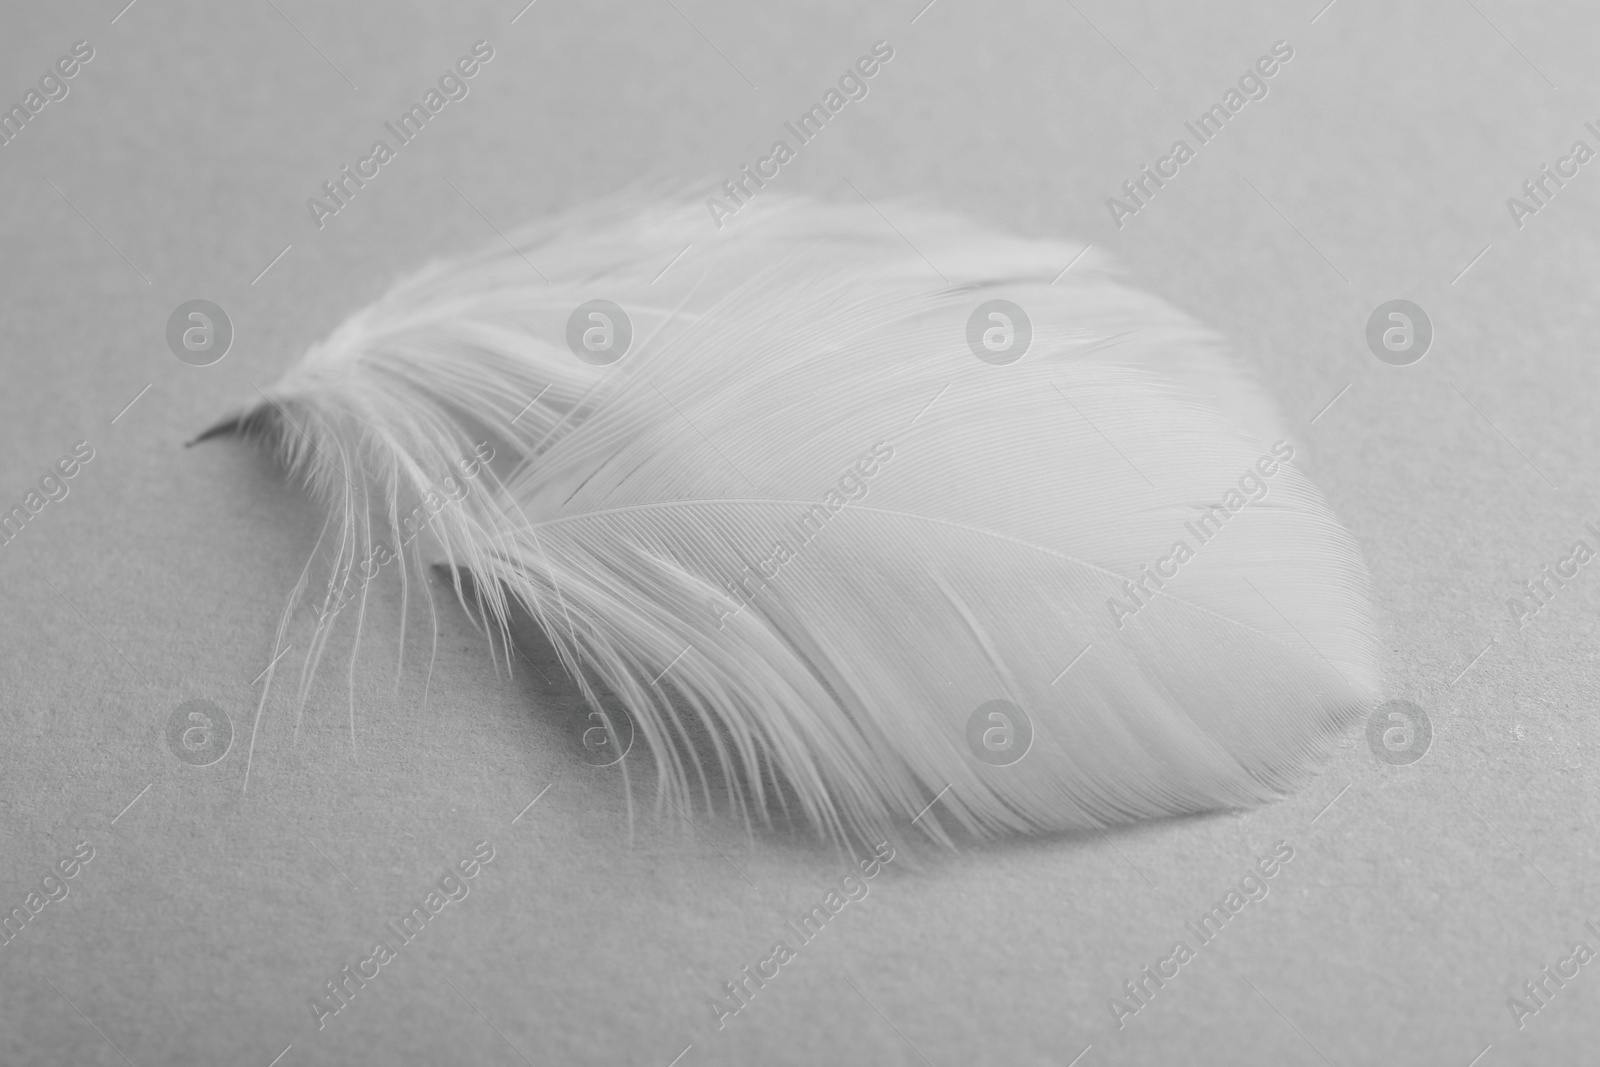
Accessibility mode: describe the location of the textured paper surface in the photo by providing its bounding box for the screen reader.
[2,1,1598,1064]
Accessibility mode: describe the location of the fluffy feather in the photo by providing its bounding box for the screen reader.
[203,194,1380,847]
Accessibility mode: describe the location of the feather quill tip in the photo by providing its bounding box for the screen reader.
[186,406,280,448]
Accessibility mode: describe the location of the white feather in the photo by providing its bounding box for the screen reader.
[206,194,1380,847]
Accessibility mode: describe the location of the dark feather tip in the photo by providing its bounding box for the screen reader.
[185,405,276,448]
[185,415,243,447]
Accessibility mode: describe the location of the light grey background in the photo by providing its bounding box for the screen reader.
[2,0,1598,1064]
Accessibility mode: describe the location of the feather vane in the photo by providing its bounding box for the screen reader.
[210,195,1380,846]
